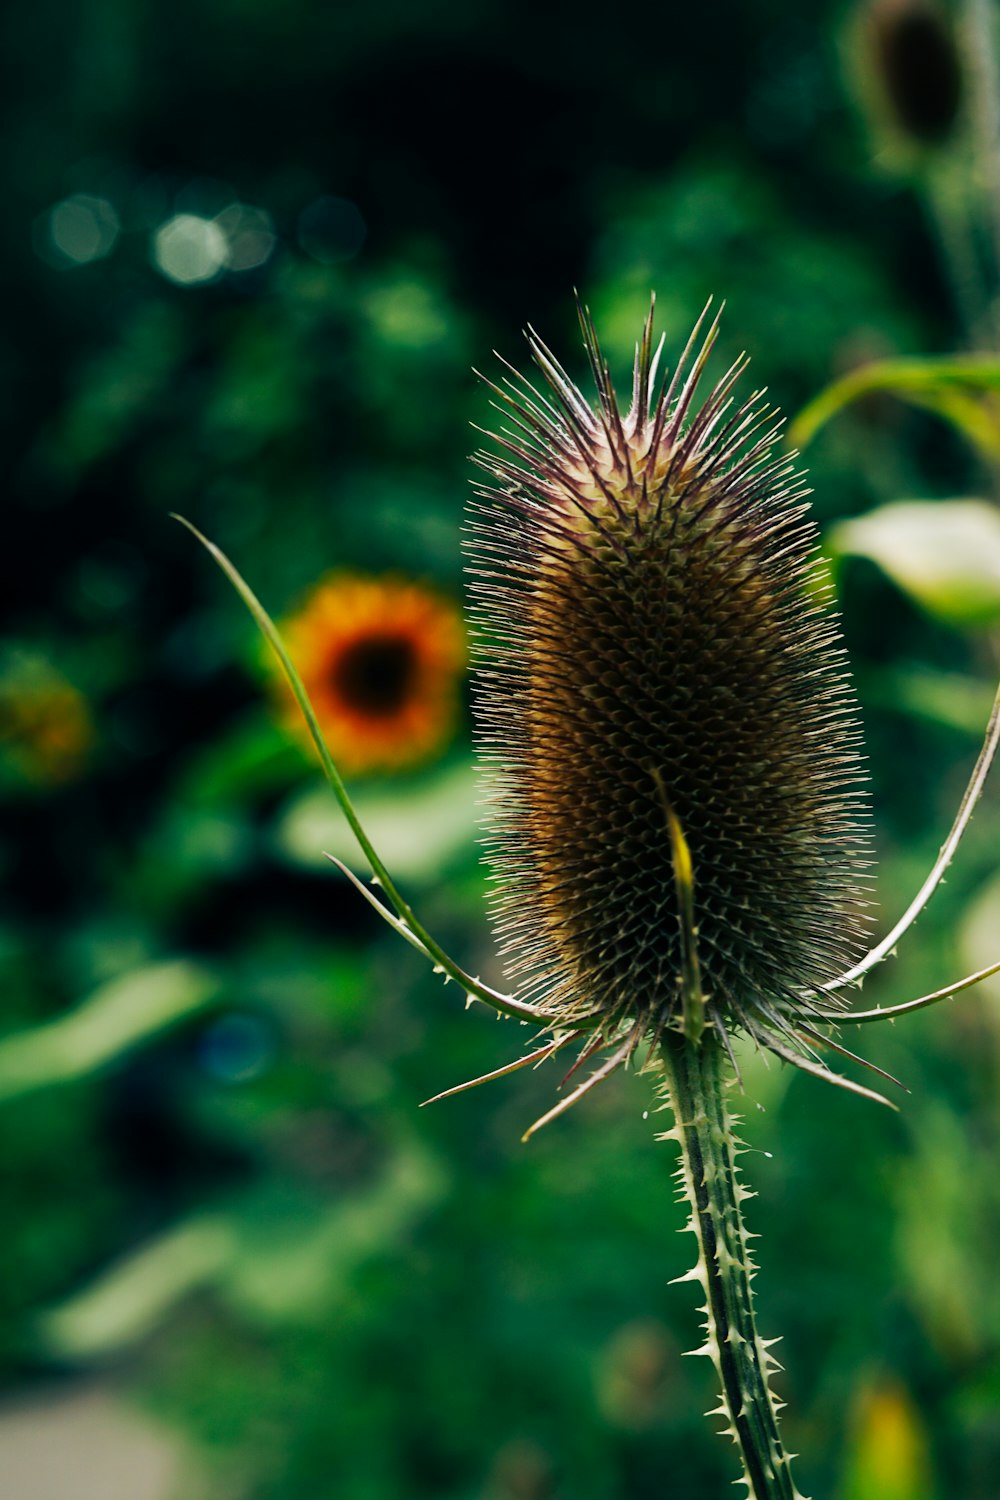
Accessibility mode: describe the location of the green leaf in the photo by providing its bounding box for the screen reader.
[827,499,1000,627]
[788,355,1000,454]
[181,712,307,804]
[0,960,221,1104]
[41,1217,236,1358]
[40,1143,447,1355]
[275,759,478,882]
[863,667,998,735]
[224,1144,447,1324]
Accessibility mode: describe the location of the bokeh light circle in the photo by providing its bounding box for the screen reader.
[152,213,228,285]
[47,194,120,266]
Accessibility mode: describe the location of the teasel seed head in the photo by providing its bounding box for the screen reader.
[863,0,963,148]
[467,299,873,1058]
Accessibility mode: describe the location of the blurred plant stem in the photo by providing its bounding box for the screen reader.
[964,0,1000,334]
[924,158,990,342]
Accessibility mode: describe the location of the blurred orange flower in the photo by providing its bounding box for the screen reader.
[276,574,466,774]
[0,661,94,785]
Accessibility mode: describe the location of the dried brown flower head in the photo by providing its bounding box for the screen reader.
[467,301,873,1064]
[866,0,963,146]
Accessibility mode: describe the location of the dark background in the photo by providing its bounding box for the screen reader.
[2,2,1000,1497]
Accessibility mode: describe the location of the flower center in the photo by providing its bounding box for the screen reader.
[332,635,417,717]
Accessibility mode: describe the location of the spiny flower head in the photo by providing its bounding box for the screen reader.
[467,300,873,1058]
[276,573,465,775]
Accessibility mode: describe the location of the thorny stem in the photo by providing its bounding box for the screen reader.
[924,159,991,343]
[658,1030,805,1500]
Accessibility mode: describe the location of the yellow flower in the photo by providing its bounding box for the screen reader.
[276,574,465,774]
[843,1378,933,1500]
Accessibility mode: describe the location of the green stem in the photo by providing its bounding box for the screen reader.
[658,1031,805,1500]
[964,0,1000,326]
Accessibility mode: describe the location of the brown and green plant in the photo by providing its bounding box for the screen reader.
[178,297,1000,1500]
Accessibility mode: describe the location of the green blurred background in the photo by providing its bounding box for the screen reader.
[3,0,1000,1496]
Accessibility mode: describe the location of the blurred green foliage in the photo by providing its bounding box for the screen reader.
[3,0,1000,1496]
